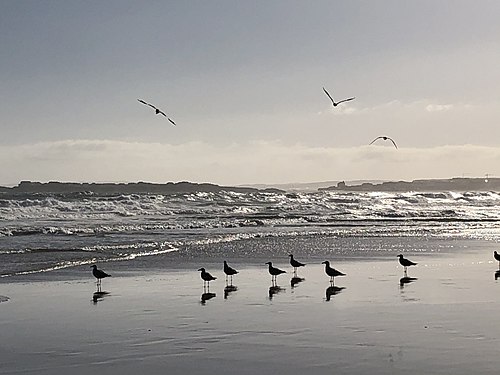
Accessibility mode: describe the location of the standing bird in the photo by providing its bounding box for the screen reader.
[265,262,286,283]
[223,261,238,285]
[494,251,500,269]
[398,254,417,274]
[322,261,346,285]
[198,268,216,288]
[369,136,398,149]
[91,265,111,287]
[322,87,355,107]
[288,254,305,276]
[137,99,177,126]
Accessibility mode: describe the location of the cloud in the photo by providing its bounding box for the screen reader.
[425,104,453,112]
[1,139,500,185]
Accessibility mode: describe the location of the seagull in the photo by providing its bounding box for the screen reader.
[90,265,111,286]
[369,136,398,149]
[137,99,176,126]
[397,254,417,273]
[494,251,500,268]
[288,254,305,275]
[322,87,355,107]
[198,267,216,288]
[265,262,286,283]
[223,261,238,284]
[322,261,346,284]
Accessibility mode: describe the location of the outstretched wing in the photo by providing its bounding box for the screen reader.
[322,87,335,104]
[167,118,176,126]
[157,109,167,117]
[369,136,383,145]
[336,97,355,105]
[387,137,398,149]
[137,99,157,110]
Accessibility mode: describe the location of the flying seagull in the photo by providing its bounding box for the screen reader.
[369,136,398,149]
[137,99,176,126]
[322,87,355,107]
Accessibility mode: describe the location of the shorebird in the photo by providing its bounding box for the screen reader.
[398,254,417,273]
[198,268,217,288]
[91,265,111,286]
[494,251,500,268]
[137,99,176,126]
[322,261,346,284]
[322,87,355,107]
[223,261,238,284]
[369,136,398,149]
[288,254,305,276]
[265,262,286,283]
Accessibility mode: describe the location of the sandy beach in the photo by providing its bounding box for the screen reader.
[2,246,500,375]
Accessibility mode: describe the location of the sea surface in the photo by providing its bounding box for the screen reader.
[2,190,500,278]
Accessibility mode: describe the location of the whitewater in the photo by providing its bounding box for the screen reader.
[2,190,500,278]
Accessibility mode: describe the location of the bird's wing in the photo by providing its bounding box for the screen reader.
[168,118,177,126]
[336,97,355,105]
[388,137,398,149]
[369,136,383,145]
[138,99,158,110]
[322,87,335,104]
[157,110,167,117]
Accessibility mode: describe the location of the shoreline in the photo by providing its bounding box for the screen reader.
[2,251,500,374]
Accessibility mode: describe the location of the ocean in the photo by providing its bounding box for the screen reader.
[2,190,500,278]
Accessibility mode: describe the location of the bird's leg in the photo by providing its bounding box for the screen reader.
[230,275,233,286]
[404,267,408,277]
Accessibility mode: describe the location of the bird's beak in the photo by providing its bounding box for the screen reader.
[197,268,202,271]
[321,261,326,264]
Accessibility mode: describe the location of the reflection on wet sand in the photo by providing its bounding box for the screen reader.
[290,276,305,289]
[269,285,285,300]
[92,291,110,304]
[495,270,500,280]
[201,292,216,305]
[325,285,345,301]
[224,285,238,299]
[399,276,418,288]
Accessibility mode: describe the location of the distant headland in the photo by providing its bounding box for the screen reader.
[0,177,497,194]
[0,181,283,195]
[320,177,498,192]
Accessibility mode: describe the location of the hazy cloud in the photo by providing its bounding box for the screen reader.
[1,139,499,185]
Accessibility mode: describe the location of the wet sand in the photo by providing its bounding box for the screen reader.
[2,252,500,374]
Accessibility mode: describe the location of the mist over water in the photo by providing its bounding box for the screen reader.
[1,190,500,277]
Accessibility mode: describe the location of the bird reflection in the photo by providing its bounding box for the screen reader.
[92,291,109,304]
[399,276,418,288]
[290,276,305,289]
[325,285,345,301]
[201,292,216,305]
[495,270,500,280]
[224,285,238,299]
[268,284,285,300]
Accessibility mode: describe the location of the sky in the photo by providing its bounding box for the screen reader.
[1,0,500,185]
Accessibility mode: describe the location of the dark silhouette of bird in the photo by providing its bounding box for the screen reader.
[369,136,398,149]
[137,99,176,125]
[323,87,355,107]
[265,262,286,283]
[91,265,111,286]
[198,268,216,288]
[322,261,345,284]
[223,261,238,284]
[288,254,305,276]
[398,254,417,273]
[494,251,500,269]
